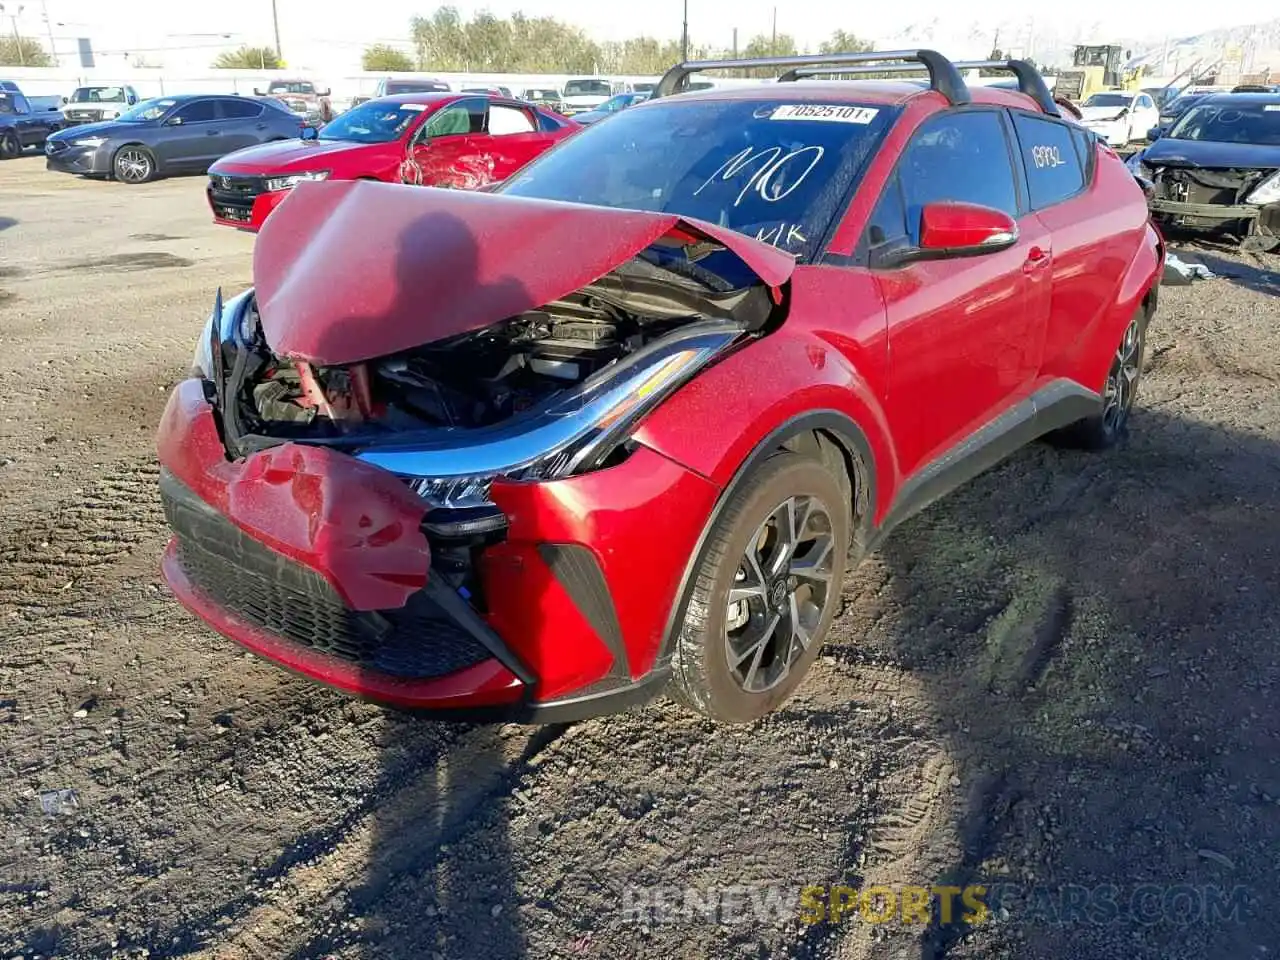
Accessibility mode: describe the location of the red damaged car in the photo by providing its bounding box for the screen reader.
[206,93,577,230]
[159,52,1162,723]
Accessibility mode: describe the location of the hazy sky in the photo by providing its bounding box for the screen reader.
[26,0,1277,69]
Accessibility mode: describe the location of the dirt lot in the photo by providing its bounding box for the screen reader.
[1,154,1278,960]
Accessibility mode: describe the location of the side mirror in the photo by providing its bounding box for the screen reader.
[917,202,1018,257]
[319,88,332,98]
[165,115,184,126]
[253,88,264,97]
[127,96,137,105]
[300,125,319,141]
[1147,127,1161,141]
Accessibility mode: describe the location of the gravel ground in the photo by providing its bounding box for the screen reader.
[1,154,1278,960]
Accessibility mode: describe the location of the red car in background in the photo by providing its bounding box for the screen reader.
[161,53,1162,723]
[206,93,577,230]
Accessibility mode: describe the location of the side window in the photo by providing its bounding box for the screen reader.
[423,102,474,139]
[865,173,909,251]
[488,103,536,136]
[174,99,218,124]
[1011,112,1086,209]
[899,111,1019,243]
[1071,126,1097,179]
[1137,95,1153,110]
[220,99,264,120]
[536,111,565,132]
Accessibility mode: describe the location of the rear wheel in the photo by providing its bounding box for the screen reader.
[0,132,20,160]
[112,145,156,184]
[671,452,851,723]
[1053,309,1147,450]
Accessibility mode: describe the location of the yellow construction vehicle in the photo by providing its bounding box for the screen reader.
[1053,44,1140,101]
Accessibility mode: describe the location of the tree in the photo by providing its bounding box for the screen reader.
[362,44,414,72]
[818,31,873,55]
[0,37,53,67]
[212,46,281,69]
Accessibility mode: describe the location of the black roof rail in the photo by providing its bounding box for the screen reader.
[652,49,970,106]
[778,58,1060,116]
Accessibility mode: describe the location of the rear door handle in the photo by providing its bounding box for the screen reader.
[1023,245,1051,272]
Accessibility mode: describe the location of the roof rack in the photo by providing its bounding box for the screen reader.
[776,58,1060,117]
[652,49,970,105]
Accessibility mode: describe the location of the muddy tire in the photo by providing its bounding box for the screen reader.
[1053,309,1148,450]
[0,132,20,160]
[670,452,850,723]
[112,145,157,184]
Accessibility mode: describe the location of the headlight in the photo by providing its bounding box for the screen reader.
[72,136,107,147]
[358,327,741,507]
[191,288,256,379]
[191,311,216,379]
[1125,151,1149,175]
[264,170,330,193]
[1246,170,1280,205]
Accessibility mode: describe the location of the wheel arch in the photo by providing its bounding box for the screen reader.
[652,409,878,668]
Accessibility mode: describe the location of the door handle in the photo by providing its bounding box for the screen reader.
[205,129,220,136]
[1023,246,1051,272]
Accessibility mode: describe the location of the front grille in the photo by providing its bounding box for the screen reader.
[162,472,492,680]
[209,175,263,222]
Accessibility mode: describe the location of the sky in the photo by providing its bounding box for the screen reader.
[19,0,1279,73]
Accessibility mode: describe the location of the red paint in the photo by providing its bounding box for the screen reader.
[252,180,796,365]
[483,446,720,697]
[164,542,524,709]
[918,202,1019,251]
[156,380,431,611]
[207,94,577,231]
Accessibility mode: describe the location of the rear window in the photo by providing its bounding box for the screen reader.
[71,87,125,103]
[268,82,314,95]
[564,79,611,97]
[386,80,449,94]
[1011,113,1087,209]
[501,99,896,260]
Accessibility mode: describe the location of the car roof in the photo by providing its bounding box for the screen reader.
[649,79,1047,112]
[1196,91,1280,106]
[373,92,461,106]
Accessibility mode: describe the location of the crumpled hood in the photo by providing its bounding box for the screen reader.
[211,137,374,174]
[1079,105,1129,123]
[252,179,796,365]
[1143,136,1280,171]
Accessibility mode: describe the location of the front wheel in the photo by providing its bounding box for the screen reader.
[670,452,851,723]
[112,145,157,184]
[0,131,20,160]
[1052,309,1147,450]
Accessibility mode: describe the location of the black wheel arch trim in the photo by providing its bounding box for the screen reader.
[654,409,878,667]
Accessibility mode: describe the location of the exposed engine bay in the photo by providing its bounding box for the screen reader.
[212,261,776,457]
[1148,164,1280,248]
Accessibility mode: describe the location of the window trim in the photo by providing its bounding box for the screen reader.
[217,98,266,121]
[171,98,220,125]
[487,100,538,136]
[836,105,1025,269]
[1008,108,1095,213]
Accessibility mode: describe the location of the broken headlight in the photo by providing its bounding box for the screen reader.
[359,326,742,507]
[191,288,257,379]
[1246,171,1280,205]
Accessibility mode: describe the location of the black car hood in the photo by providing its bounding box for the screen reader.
[51,119,150,140]
[1144,136,1280,170]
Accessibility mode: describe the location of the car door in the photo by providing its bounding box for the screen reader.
[1132,93,1158,137]
[10,93,41,146]
[155,98,221,170]
[218,98,270,152]
[867,108,1052,478]
[482,101,551,181]
[403,97,489,187]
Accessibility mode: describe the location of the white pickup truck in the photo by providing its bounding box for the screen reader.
[61,84,141,125]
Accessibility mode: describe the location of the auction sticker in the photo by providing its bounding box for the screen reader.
[769,104,879,123]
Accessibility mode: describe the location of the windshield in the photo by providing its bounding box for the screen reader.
[1169,101,1280,145]
[525,89,559,99]
[319,100,426,143]
[269,82,314,95]
[1084,93,1129,107]
[499,99,894,261]
[385,80,448,94]
[564,79,611,97]
[72,87,126,103]
[116,98,175,122]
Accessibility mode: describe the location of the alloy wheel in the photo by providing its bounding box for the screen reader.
[1102,316,1142,434]
[724,494,837,694]
[115,149,152,183]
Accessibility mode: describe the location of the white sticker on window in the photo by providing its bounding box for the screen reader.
[400,103,428,111]
[769,104,879,124]
[1265,104,1280,112]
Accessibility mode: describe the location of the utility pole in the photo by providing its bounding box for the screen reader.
[771,8,776,56]
[681,0,688,61]
[40,0,54,65]
[0,4,25,65]
[271,0,282,61]
[732,27,737,58]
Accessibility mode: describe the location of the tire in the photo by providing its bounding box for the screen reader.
[670,451,851,723]
[1052,309,1148,450]
[112,145,157,184]
[0,131,20,160]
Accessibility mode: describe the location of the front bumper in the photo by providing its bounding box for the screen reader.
[44,140,111,175]
[1149,198,1260,222]
[207,175,291,230]
[156,378,719,718]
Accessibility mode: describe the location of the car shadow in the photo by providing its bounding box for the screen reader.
[816,407,1280,957]
[1173,249,1280,296]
